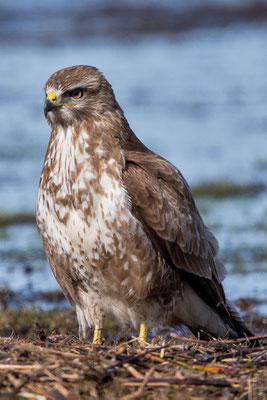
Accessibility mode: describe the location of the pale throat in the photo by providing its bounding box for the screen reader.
[45,123,125,199]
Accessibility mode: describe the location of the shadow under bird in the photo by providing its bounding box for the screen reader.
[37,65,255,345]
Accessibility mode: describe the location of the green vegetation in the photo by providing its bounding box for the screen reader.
[221,246,267,274]
[192,181,265,199]
[254,221,267,232]
[0,307,78,338]
[0,303,121,340]
[0,212,36,227]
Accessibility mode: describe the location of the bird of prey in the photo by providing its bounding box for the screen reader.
[37,65,254,345]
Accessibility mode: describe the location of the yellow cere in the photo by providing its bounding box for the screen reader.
[47,91,75,107]
[47,91,57,102]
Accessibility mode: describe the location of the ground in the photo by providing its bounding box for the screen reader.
[0,307,266,399]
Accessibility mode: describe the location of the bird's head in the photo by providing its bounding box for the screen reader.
[44,65,118,126]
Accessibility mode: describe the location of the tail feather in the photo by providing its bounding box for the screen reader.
[193,300,260,346]
[224,300,256,339]
[173,281,259,346]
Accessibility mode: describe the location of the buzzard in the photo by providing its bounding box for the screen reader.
[37,65,254,345]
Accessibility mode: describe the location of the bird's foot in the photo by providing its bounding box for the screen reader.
[93,325,102,345]
[138,322,148,345]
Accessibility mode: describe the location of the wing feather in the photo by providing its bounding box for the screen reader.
[123,152,226,284]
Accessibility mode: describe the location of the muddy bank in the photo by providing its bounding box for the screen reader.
[2,1,267,44]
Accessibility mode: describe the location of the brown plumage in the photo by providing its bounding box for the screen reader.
[37,65,254,342]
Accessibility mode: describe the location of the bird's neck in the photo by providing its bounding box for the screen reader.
[41,119,126,195]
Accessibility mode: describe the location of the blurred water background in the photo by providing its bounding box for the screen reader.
[0,0,266,313]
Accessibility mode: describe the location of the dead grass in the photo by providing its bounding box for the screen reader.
[0,331,266,399]
[0,305,266,399]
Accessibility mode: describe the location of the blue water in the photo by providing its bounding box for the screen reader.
[0,2,266,312]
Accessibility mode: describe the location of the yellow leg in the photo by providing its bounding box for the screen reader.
[93,325,102,345]
[138,322,148,345]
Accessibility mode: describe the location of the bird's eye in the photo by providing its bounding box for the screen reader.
[70,89,83,99]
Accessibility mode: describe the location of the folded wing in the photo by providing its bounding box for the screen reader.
[123,150,227,309]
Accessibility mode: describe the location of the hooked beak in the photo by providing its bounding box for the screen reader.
[44,91,58,117]
[44,91,75,117]
[44,99,58,117]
